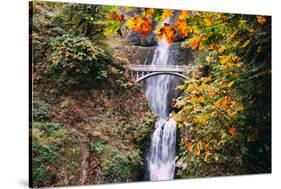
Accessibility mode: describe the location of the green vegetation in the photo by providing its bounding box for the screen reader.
[49,34,109,87]
[31,1,271,187]
[31,1,154,187]
[32,98,49,121]
[32,121,85,186]
[90,141,143,180]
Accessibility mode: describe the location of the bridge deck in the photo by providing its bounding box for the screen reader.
[127,64,193,73]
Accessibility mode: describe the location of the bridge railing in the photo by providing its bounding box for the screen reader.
[127,64,196,73]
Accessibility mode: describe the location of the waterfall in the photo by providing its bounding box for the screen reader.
[145,23,178,181]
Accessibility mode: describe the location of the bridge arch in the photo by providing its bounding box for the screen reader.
[135,72,187,83]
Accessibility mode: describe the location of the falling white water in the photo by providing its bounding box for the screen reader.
[147,118,177,181]
[145,21,178,181]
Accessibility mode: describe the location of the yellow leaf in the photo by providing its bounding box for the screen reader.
[229,31,237,40]
[176,85,185,90]
[126,16,142,31]
[226,63,235,71]
[162,9,173,20]
[144,8,154,18]
[124,6,134,11]
[173,115,181,122]
[178,11,189,20]
[228,80,235,88]
[218,46,226,53]
[236,63,241,67]
[204,18,212,27]
[196,113,209,125]
[241,39,251,48]
[219,56,230,64]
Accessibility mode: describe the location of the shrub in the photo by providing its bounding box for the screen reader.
[32,99,49,121]
[49,34,109,87]
[32,142,56,187]
[33,122,62,137]
[90,140,105,155]
[91,142,143,180]
[134,114,155,157]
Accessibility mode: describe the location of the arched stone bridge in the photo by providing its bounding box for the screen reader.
[127,64,197,83]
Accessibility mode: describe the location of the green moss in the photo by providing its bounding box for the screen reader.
[32,99,49,121]
[91,141,143,180]
[32,121,85,187]
[134,114,155,157]
[90,140,105,155]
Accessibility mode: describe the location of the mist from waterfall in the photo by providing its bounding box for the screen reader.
[144,23,178,181]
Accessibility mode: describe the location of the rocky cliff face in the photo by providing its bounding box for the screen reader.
[107,37,195,66]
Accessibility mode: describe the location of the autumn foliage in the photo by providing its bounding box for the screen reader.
[108,12,124,21]
[161,9,173,21]
[156,23,176,44]
[31,2,271,183]
[127,16,153,36]
[103,6,271,177]
[174,11,190,37]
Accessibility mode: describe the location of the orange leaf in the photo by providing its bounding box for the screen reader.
[204,145,211,162]
[208,43,218,51]
[198,96,204,103]
[256,16,267,25]
[188,36,202,51]
[127,16,153,36]
[127,16,142,31]
[108,12,124,21]
[204,77,212,83]
[218,46,226,53]
[140,17,153,36]
[228,127,237,136]
[144,8,154,18]
[174,19,189,37]
[156,23,176,44]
